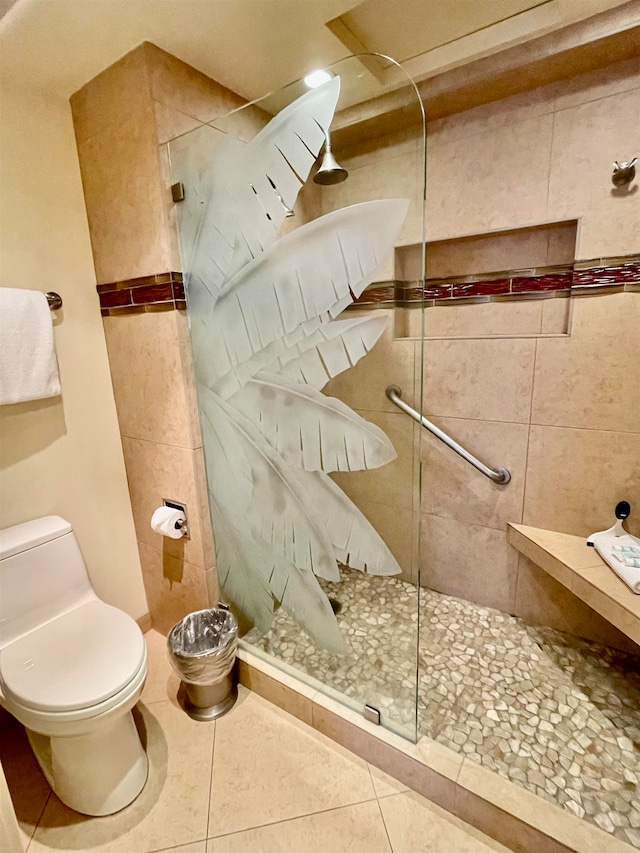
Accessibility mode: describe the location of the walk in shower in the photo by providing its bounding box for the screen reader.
[168,53,640,846]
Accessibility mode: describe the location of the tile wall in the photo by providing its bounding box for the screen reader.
[71,43,247,632]
[321,55,640,650]
[72,43,639,648]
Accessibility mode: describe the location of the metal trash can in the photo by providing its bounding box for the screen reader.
[167,607,238,721]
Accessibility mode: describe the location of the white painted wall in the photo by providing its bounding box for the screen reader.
[0,79,147,621]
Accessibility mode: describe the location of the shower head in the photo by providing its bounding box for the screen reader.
[313,131,348,185]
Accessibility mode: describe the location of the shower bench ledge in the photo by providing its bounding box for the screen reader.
[507,522,640,647]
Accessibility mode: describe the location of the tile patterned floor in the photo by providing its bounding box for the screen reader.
[245,568,640,848]
[1,630,510,853]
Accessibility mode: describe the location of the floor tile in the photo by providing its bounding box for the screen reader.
[140,628,181,705]
[244,567,640,845]
[0,719,50,849]
[155,844,206,853]
[379,791,511,852]
[207,800,391,852]
[368,763,409,798]
[29,700,215,853]
[208,689,376,837]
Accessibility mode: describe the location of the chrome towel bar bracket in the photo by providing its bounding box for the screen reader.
[46,292,62,310]
[386,385,511,485]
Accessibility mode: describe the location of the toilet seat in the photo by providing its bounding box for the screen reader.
[0,599,146,714]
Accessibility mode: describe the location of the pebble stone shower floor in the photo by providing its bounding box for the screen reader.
[245,568,640,848]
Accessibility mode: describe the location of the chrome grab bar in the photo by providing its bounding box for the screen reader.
[385,385,511,485]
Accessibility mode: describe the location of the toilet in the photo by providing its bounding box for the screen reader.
[0,516,148,816]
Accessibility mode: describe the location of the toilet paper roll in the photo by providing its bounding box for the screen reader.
[151,506,186,540]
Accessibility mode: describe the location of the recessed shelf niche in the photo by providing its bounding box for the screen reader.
[394,219,578,340]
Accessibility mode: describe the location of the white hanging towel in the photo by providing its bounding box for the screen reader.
[0,288,61,405]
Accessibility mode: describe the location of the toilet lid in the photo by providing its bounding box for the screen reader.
[0,600,146,712]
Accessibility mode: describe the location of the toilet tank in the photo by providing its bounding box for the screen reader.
[0,516,95,648]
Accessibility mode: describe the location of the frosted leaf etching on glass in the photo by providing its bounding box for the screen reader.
[181,77,409,653]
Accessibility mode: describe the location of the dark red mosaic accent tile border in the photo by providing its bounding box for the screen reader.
[98,257,639,316]
[512,272,573,293]
[351,255,639,308]
[96,272,182,294]
[354,285,396,304]
[98,272,184,315]
[572,260,640,287]
[452,278,511,298]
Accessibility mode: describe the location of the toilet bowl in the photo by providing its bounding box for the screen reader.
[0,516,149,816]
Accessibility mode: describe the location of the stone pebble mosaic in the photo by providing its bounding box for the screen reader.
[244,568,640,847]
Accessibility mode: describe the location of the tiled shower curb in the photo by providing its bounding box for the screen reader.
[237,647,632,853]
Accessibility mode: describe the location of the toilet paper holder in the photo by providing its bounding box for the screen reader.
[162,499,189,538]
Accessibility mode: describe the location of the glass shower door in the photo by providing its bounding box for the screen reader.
[168,53,426,741]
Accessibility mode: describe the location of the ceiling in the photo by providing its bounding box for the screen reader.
[330,0,547,62]
[0,0,633,102]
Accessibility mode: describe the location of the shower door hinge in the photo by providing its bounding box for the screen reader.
[171,182,185,202]
[363,704,381,725]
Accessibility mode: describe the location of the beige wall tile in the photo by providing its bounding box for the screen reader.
[456,757,632,853]
[420,515,519,613]
[324,309,416,414]
[144,43,244,125]
[315,150,424,260]
[311,703,458,812]
[540,296,570,335]
[138,542,209,636]
[514,555,638,653]
[70,45,149,144]
[547,88,640,259]
[141,628,181,702]
[454,787,573,853]
[76,107,171,283]
[339,127,423,172]
[421,337,536,423]
[506,524,600,587]
[422,300,543,339]
[341,497,417,582]
[122,437,208,568]
[331,410,417,512]
[204,565,220,611]
[209,801,391,853]
[552,54,640,113]
[193,447,215,570]
[523,425,640,538]
[214,102,271,144]
[176,309,204,448]
[425,228,550,279]
[237,660,313,726]
[420,418,528,530]
[546,223,577,264]
[154,101,202,146]
[532,292,640,433]
[571,565,640,649]
[427,84,555,146]
[426,114,554,242]
[157,142,184,272]
[103,311,195,448]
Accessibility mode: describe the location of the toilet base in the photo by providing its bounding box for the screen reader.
[27,709,148,816]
